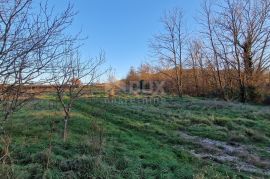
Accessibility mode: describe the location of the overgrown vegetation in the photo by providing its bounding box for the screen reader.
[0,95,269,178]
[125,0,270,103]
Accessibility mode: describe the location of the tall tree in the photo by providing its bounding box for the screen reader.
[188,39,205,96]
[201,0,270,102]
[200,0,226,99]
[150,8,187,97]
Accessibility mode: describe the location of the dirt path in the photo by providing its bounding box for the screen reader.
[177,132,270,176]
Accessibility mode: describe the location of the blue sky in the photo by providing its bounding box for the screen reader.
[48,0,201,79]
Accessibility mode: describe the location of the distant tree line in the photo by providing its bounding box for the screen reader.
[126,0,270,103]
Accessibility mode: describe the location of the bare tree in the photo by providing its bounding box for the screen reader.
[50,50,106,142]
[0,0,77,119]
[201,0,270,102]
[106,69,117,99]
[150,8,187,97]
[188,39,205,96]
[125,66,140,93]
[200,0,227,99]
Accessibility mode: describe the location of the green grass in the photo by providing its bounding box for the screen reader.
[0,96,269,178]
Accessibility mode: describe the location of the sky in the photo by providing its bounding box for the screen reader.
[48,0,202,79]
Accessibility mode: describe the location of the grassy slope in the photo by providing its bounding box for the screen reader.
[0,96,269,178]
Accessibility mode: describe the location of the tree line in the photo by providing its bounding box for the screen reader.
[126,0,270,103]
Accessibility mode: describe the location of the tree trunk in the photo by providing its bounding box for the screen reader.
[175,67,182,97]
[176,81,182,97]
[244,45,255,101]
[63,116,68,142]
[239,83,246,103]
[4,111,10,121]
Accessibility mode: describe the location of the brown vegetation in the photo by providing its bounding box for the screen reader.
[125,0,270,103]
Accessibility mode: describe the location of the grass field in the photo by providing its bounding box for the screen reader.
[0,95,269,178]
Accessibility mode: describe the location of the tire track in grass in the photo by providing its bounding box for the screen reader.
[74,100,250,178]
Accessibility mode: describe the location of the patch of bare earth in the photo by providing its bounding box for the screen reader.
[177,132,270,176]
